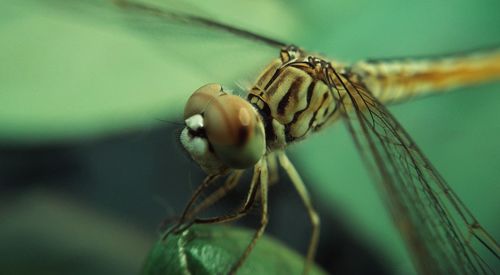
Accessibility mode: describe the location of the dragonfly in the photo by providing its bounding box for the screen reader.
[42,0,500,274]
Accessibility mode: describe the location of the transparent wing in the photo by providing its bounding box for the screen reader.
[6,0,296,140]
[324,66,499,274]
[35,0,287,46]
[112,0,287,48]
[30,0,291,88]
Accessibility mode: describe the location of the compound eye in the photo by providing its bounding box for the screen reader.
[183,83,224,119]
[204,94,266,169]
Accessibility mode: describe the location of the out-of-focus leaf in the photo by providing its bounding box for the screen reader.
[143,225,327,275]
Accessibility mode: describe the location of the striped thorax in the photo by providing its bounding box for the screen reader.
[248,47,342,149]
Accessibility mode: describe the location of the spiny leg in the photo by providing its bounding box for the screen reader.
[278,151,320,275]
[192,163,261,225]
[162,174,220,239]
[170,160,269,274]
[229,158,269,275]
[254,154,278,202]
[267,152,279,186]
[188,170,244,220]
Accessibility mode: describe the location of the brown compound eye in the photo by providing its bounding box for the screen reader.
[183,83,225,119]
[204,94,256,147]
[204,94,266,169]
[183,83,266,169]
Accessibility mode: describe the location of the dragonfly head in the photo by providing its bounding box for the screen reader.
[180,84,266,175]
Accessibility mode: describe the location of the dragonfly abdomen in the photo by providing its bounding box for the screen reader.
[352,49,500,104]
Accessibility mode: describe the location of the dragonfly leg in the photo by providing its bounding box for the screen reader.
[162,174,220,240]
[229,158,269,274]
[267,152,280,186]
[168,168,257,237]
[182,159,268,274]
[187,170,244,220]
[191,161,262,225]
[277,151,320,275]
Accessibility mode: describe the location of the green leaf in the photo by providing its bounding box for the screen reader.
[142,225,327,275]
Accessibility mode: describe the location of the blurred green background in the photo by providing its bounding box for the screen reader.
[1,0,499,274]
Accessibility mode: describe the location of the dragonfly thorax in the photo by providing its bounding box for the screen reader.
[248,53,339,149]
[180,84,266,175]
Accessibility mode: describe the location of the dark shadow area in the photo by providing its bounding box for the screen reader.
[0,124,391,275]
